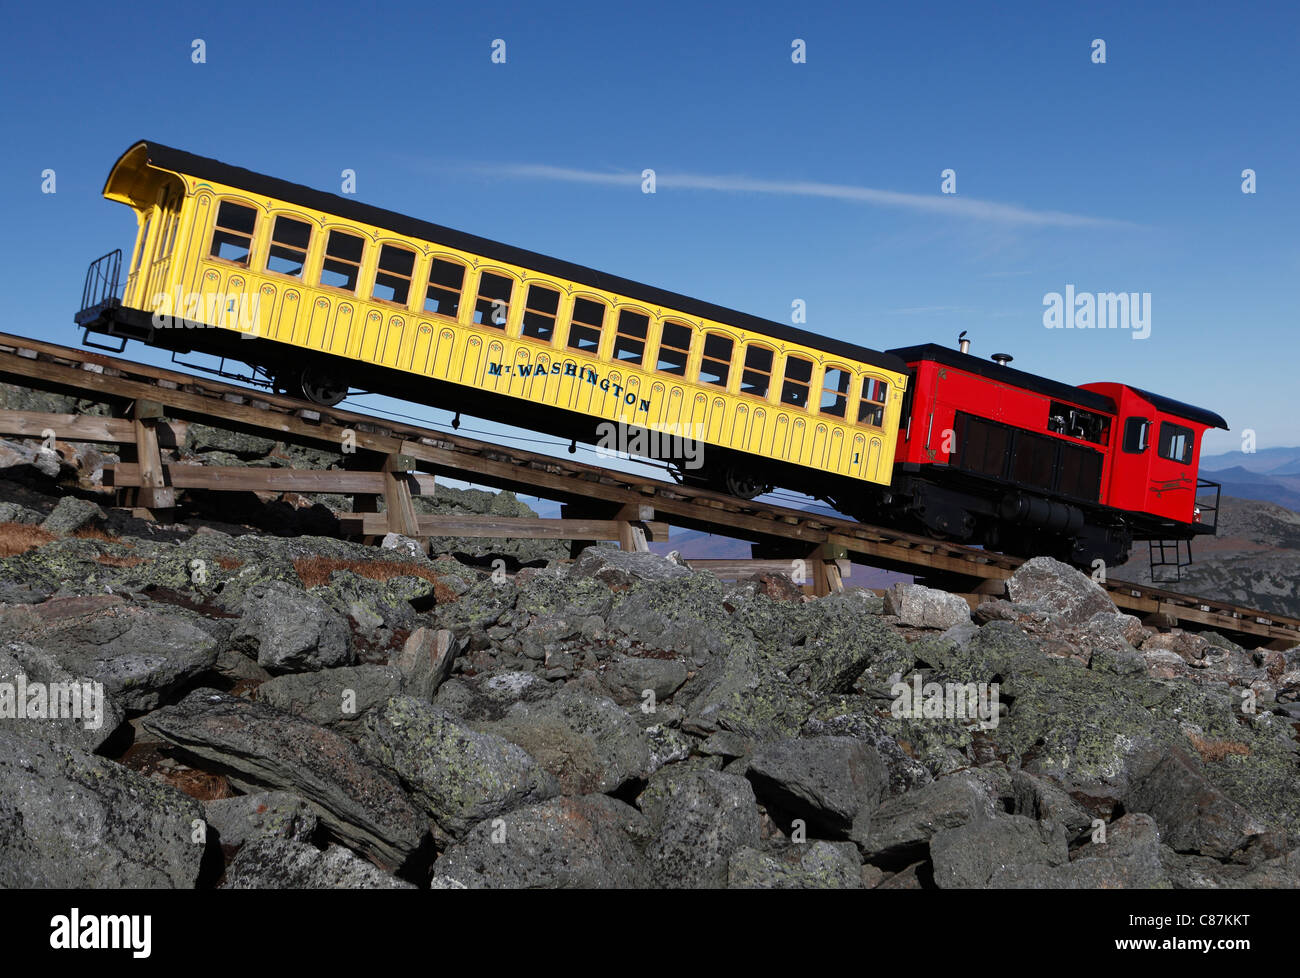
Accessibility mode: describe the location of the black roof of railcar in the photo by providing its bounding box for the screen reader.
[886,343,1119,414]
[887,343,1228,430]
[1128,387,1228,430]
[123,141,907,376]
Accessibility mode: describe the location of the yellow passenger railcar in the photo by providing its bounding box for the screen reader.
[76,141,909,499]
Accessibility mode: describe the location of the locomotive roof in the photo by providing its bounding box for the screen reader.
[1127,387,1228,430]
[886,343,1118,414]
[887,344,1228,430]
[119,141,908,376]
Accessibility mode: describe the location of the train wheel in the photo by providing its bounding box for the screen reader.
[296,367,348,407]
[719,464,771,500]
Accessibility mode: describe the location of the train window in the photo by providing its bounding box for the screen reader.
[568,297,606,352]
[1123,417,1150,453]
[321,230,364,292]
[741,345,774,398]
[473,271,514,328]
[859,377,888,427]
[161,211,179,259]
[820,367,851,418]
[522,284,560,341]
[373,244,415,305]
[210,201,257,266]
[133,214,152,272]
[613,310,648,364]
[424,258,464,319]
[699,333,733,387]
[781,355,813,408]
[656,321,692,375]
[1157,422,1194,464]
[158,194,181,259]
[266,215,312,278]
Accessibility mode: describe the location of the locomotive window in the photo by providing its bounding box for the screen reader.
[424,258,465,319]
[781,355,813,408]
[859,377,888,427]
[266,216,312,278]
[473,271,514,328]
[320,230,364,292]
[741,345,774,398]
[1048,401,1108,445]
[613,310,648,365]
[820,367,851,418]
[373,244,415,305]
[699,333,733,388]
[567,297,605,352]
[210,200,257,266]
[656,320,692,375]
[1158,422,1194,465]
[522,284,560,341]
[1122,417,1150,453]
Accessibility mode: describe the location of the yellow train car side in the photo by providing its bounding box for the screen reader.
[84,142,910,491]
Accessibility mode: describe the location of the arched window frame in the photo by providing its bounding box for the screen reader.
[697,330,736,390]
[610,303,653,367]
[857,374,890,428]
[469,265,521,332]
[261,209,316,283]
[817,362,854,419]
[518,278,566,346]
[738,341,777,402]
[369,238,419,310]
[207,196,261,270]
[564,291,610,355]
[777,351,815,411]
[419,252,471,324]
[650,317,696,378]
[316,224,368,296]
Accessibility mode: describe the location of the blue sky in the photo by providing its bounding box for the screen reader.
[2,0,1296,468]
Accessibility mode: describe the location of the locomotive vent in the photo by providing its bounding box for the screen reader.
[991,353,1013,366]
[958,330,970,354]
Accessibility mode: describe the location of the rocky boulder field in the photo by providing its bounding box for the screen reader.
[1,479,1299,889]
[0,373,1298,889]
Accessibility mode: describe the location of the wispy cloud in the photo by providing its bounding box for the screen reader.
[467,163,1141,230]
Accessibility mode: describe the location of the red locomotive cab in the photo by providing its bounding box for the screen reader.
[1079,383,1227,528]
[877,342,1227,572]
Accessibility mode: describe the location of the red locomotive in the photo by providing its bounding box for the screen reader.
[863,338,1226,576]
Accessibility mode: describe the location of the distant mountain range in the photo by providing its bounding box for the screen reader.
[1114,495,1300,620]
[1200,447,1300,511]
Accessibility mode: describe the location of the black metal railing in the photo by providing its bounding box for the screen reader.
[1194,477,1221,533]
[75,250,123,325]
